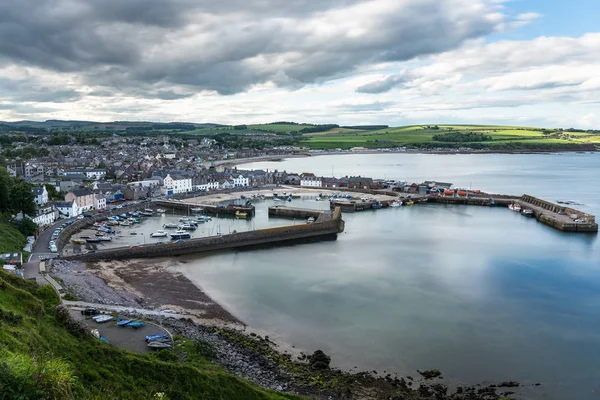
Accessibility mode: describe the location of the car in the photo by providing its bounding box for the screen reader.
[83,212,93,217]
[81,307,99,316]
[97,209,105,213]
[84,250,96,254]
[77,215,84,220]
[155,242,166,245]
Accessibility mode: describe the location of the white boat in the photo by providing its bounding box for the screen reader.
[151,230,168,238]
[197,215,211,222]
[306,217,315,224]
[522,209,534,217]
[120,221,132,226]
[190,207,203,213]
[389,201,402,208]
[170,231,191,240]
[156,209,166,213]
[508,203,522,212]
[163,223,178,229]
[273,197,282,202]
[178,224,196,231]
[92,315,114,323]
[97,236,112,242]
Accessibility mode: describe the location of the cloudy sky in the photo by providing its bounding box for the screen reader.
[0,0,598,127]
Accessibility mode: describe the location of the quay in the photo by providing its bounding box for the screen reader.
[268,206,328,221]
[518,195,598,233]
[153,199,255,217]
[61,208,344,261]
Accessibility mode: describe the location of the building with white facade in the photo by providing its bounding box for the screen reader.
[300,175,323,187]
[32,206,57,227]
[53,201,79,218]
[232,174,249,187]
[163,174,192,194]
[32,186,49,206]
[64,168,106,180]
[94,194,106,210]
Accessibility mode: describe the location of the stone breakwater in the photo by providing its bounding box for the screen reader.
[63,207,344,262]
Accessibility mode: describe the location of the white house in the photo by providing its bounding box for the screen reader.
[32,206,57,227]
[53,201,79,218]
[232,174,249,187]
[220,180,235,190]
[32,186,49,206]
[300,176,322,187]
[163,174,192,194]
[94,194,106,210]
[64,168,106,180]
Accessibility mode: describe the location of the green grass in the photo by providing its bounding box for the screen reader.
[0,271,299,400]
[248,124,311,133]
[0,220,26,253]
[301,124,600,150]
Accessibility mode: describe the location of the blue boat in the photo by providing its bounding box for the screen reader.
[146,334,169,342]
[117,319,132,326]
[99,337,109,344]
[129,321,145,329]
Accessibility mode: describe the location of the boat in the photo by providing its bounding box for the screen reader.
[146,334,169,342]
[71,239,86,244]
[130,232,138,235]
[315,197,323,201]
[139,212,153,217]
[306,217,315,224]
[120,221,132,227]
[91,329,100,339]
[197,215,211,222]
[235,211,248,218]
[522,209,534,218]
[151,230,168,238]
[444,190,454,196]
[86,238,101,243]
[92,315,114,323]
[128,321,145,329]
[99,337,109,344]
[389,201,402,208]
[170,231,192,240]
[98,236,112,241]
[80,236,90,239]
[95,232,105,236]
[147,341,172,349]
[117,319,132,326]
[287,196,292,202]
[273,197,282,202]
[144,208,154,213]
[178,224,196,231]
[508,203,522,212]
[457,190,468,196]
[371,203,383,209]
[156,209,166,213]
[107,220,119,226]
[404,200,414,206]
[163,223,178,229]
[190,207,203,213]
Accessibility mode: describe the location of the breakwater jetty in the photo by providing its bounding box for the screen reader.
[62,207,344,261]
[268,206,328,220]
[518,195,598,233]
[153,199,255,217]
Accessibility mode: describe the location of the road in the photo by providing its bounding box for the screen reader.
[22,217,73,282]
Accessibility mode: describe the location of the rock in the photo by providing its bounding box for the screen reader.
[498,381,520,388]
[308,350,331,369]
[418,369,442,379]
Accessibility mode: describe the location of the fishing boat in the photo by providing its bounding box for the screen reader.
[170,231,192,240]
[235,211,248,218]
[508,203,522,212]
[389,201,402,208]
[117,319,132,326]
[163,223,178,229]
[178,224,196,231]
[306,217,315,224]
[71,238,86,244]
[128,321,145,329]
[147,341,172,349]
[156,209,166,213]
[98,236,112,242]
[92,315,114,323]
[146,334,169,342]
[522,209,534,218]
[150,230,168,238]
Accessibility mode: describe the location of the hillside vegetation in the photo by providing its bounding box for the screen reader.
[0,221,26,254]
[0,270,298,400]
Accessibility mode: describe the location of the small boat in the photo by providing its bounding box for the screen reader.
[92,315,114,323]
[163,223,178,229]
[306,217,315,224]
[151,230,168,238]
[97,236,112,242]
[444,190,454,196]
[170,231,192,240]
[522,209,534,218]
[287,196,292,202]
[240,195,246,200]
[131,219,141,224]
[389,201,402,208]
[128,321,145,329]
[117,319,132,326]
[156,209,166,213]
[190,207,203,213]
[235,211,248,218]
[315,197,323,201]
[146,334,169,342]
[86,238,101,243]
[371,203,383,209]
[144,208,154,213]
[120,221,132,226]
[147,341,172,349]
[508,203,522,212]
[404,200,414,206]
[80,236,91,239]
[130,232,138,235]
[107,220,119,226]
[139,212,153,217]
[99,337,109,344]
[178,224,196,231]
[72,239,86,244]
[457,190,468,196]
[95,232,104,236]
[91,329,100,339]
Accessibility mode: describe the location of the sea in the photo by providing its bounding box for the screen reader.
[176,152,600,399]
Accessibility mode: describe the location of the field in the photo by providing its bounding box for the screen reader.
[300,125,600,150]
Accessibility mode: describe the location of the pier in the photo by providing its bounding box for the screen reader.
[268,206,330,221]
[518,195,598,233]
[153,199,255,217]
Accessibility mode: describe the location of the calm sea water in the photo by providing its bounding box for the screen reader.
[179,153,600,399]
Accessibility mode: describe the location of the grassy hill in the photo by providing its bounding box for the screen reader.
[301,125,600,150]
[0,221,27,254]
[0,271,298,400]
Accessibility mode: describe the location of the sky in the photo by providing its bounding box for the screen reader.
[0,0,598,128]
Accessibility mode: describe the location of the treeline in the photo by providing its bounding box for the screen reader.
[342,125,388,131]
[433,132,492,142]
[0,167,38,235]
[0,123,46,133]
[299,124,339,133]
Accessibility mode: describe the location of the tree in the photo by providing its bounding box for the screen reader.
[9,181,36,216]
[44,184,62,201]
[14,218,38,236]
[0,167,11,213]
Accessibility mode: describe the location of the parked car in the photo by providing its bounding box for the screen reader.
[81,307,99,316]
[83,212,93,217]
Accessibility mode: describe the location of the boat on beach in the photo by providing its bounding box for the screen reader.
[92,315,114,323]
[128,321,145,329]
[72,239,86,244]
[146,334,169,342]
[117,319,132,326]
[97,236,112,242]
[147,341,172,349]
[150,230,168,238]
[86,238,101,243]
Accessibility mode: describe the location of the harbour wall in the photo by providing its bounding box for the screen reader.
[62,207,344,261]
[518,195,598,233]
[153,200,255,216]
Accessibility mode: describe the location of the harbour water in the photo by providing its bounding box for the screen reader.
[177,153,600,399]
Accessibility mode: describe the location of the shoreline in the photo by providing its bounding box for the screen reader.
[216,149,597,168]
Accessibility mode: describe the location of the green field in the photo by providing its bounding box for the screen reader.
[301,125,600,150]
[247,124,312,133]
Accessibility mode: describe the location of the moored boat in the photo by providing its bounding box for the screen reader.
[170,231,192,240]
[235,211,248,218]
[178,224,196,231]
[389,201,402,208]
[163,223,178,229]
[522,209,534,218]
[306,217,315,224]
[190,207,203,213]
[151,230,168,238]
[404,200,414,206]
[508,203,522,212]
[156,209,166,213]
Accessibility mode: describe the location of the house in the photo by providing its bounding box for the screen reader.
[232,174,249,187]
[65,188,95,213]
[53,200,78,218]
[64,168,106,180]
[300,174,322,187]
[32,186,49,206]
[123,186,147,201]
[94,194,106,210]
[220,180,235,190]
[32,206,57,227]
[348,176,373,189]
[1,252,23,267]
[283,174,300,185]
[163,174,192,194]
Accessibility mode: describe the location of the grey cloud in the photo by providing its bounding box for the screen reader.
[0,0,504,97]
[0,78,81,103]
[357,74,408,94]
